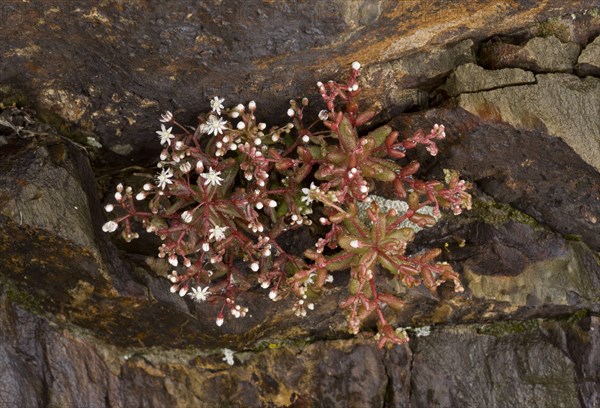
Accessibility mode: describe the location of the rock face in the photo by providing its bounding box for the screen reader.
[479,35,581,72]
[458,73,600,172]
[578,35,600,76]
[2,2,600,407]
[440,63,536,97]
[0,0,597,164]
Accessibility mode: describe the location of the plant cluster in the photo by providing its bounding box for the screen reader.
[103,62,471,348]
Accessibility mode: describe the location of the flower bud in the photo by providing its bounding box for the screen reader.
[102,221,118,232]
[160,111,173,123]
[104,204,114,213]
[351,61,361,70]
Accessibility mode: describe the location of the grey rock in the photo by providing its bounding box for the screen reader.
[577,35,600,76]
[465,241,600,307]
[0,140,98,252]
[458,73,600,172]
[442,63,536,96]
[410,317,599,408]
[2,288,597,408]
[390,107,600,253]
[0,1,590,163]
[480,35,581,73]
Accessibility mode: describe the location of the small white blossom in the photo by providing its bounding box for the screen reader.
[188,286,211,302]
[216,315,224,327]
[318,110,329,121]
[248,100,256,111]
[222,348,235,365]
[104,204,114,213]
[135,192,146,201]
[301,182,320,205]
[143,183,153,191]
[257,122,266,130]
[202,242,210,252]
[351,61,361,70]
[156,124,175,146]
[209,225,228,242]
[236,121,245,130]
[201,167,224,187]
[204,115,228,136]
[287,108,295,117]
[114,192,122,201]
[168,254,178,267]
[155,168,174,190]
[210,96,225,115]
[350,240,360,249]
[269,290,277,300]
[250,262,259,272]
[302,134,310,143]
[102,221,118,233]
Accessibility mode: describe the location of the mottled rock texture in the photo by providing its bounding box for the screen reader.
[0,0,598,163]
[2,1,600,407]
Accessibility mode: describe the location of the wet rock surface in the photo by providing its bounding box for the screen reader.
[2,2,600,407]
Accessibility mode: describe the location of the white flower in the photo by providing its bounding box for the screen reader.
[216,315,224,327]
[350,240,360,249]
[188,286,211,303]
[318,110,329,121]
[301,182,320,205]
[209,225,228,242]
[102,221,118,232]
[210,96,225,115]
[351,61,361,70]
[250,262,259,272]
[201,167,224,187]
[222,348,235,365]
[104,204,114,213]
[204,115,227,136]
[248,100,256,111]
[155,168,174,190]
[287,108,295,117]
[156,124,175,146]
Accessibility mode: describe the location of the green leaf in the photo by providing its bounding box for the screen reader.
[365,125,392,149]
[338,114,358,151]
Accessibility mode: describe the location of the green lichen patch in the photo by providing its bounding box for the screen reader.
[471,199,541,229]
[476,319,540,337]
